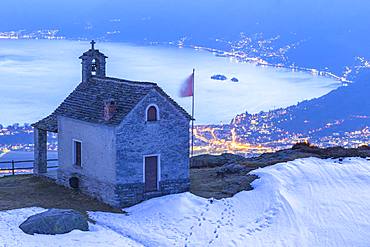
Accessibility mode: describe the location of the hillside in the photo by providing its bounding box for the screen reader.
[234,69,370,132]
[191,144,370,198]
[194,70,369,154]
[1,157,370,246]
[228,70,370,148]
[276,70,370,134]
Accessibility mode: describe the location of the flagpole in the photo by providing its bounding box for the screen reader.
[191,68,195,157]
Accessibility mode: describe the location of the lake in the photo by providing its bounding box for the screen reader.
[0,39,341,125]
[0,151,58,175]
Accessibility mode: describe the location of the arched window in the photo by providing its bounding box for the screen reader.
[146,105,159,121]
[91,59,97,75]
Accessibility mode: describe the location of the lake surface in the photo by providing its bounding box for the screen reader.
[0,151,58,168]
[0,150,57,176]
[0,40,341,125]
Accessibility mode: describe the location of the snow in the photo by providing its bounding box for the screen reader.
[0,208,142,247]
[1,157,370,246]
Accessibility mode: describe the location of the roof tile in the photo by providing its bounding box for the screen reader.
[32,76,191,132]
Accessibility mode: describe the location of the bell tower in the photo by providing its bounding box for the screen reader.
[79,40,108,82]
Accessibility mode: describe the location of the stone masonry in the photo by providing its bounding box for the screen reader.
[115,90,190,207]
[33,128,47,174]
[33,42,191,208]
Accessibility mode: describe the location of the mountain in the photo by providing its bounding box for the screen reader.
[194,70,370,153]
[234,69,369,142]
[265,70,370,134]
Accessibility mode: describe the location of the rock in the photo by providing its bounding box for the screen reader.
[19,209,89,235]
[216,163,246,176]
[211,74,227,81]
[191,153,246,169]
[191,145,370,170]
[292,142,312,150]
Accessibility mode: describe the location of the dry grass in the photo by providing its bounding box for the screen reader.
[0,170,258,215]
[190,168,257,199]
[0,175,122,217]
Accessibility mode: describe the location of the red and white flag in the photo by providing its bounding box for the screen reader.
[179,71,194,97]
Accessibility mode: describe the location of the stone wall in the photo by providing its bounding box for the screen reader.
[115,182,145,207]
[55,89,190,208]
[159,178,190,195]
[58,116,117,183]
[114,178,190,207]
[57,116,118,206]
[115,89,190,207]
[58,169,119,207]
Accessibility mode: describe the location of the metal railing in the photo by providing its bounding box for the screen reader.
[0,159,58,176]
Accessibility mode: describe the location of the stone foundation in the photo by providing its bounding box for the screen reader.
[115,183,145,207]
[116,178,190,208]
[159,178,190,195]
[58,169,190,208]
[57,169,119,207]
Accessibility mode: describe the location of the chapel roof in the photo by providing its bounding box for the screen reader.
[32,76,192,132]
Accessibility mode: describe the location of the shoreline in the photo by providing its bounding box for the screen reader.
[0,39,340,126]
[185,44,350,84]
[0,149,10,158]
[0,37,348,84]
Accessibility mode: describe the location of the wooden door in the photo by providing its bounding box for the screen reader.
[145,156,158,192]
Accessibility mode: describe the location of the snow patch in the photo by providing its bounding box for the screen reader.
[1,157,370,246]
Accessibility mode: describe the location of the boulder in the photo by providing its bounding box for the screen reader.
[191,153,246,169]
[216,163,246,176]
[19,209,89,235]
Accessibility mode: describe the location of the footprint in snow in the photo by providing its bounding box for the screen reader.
[240,205,280,238]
